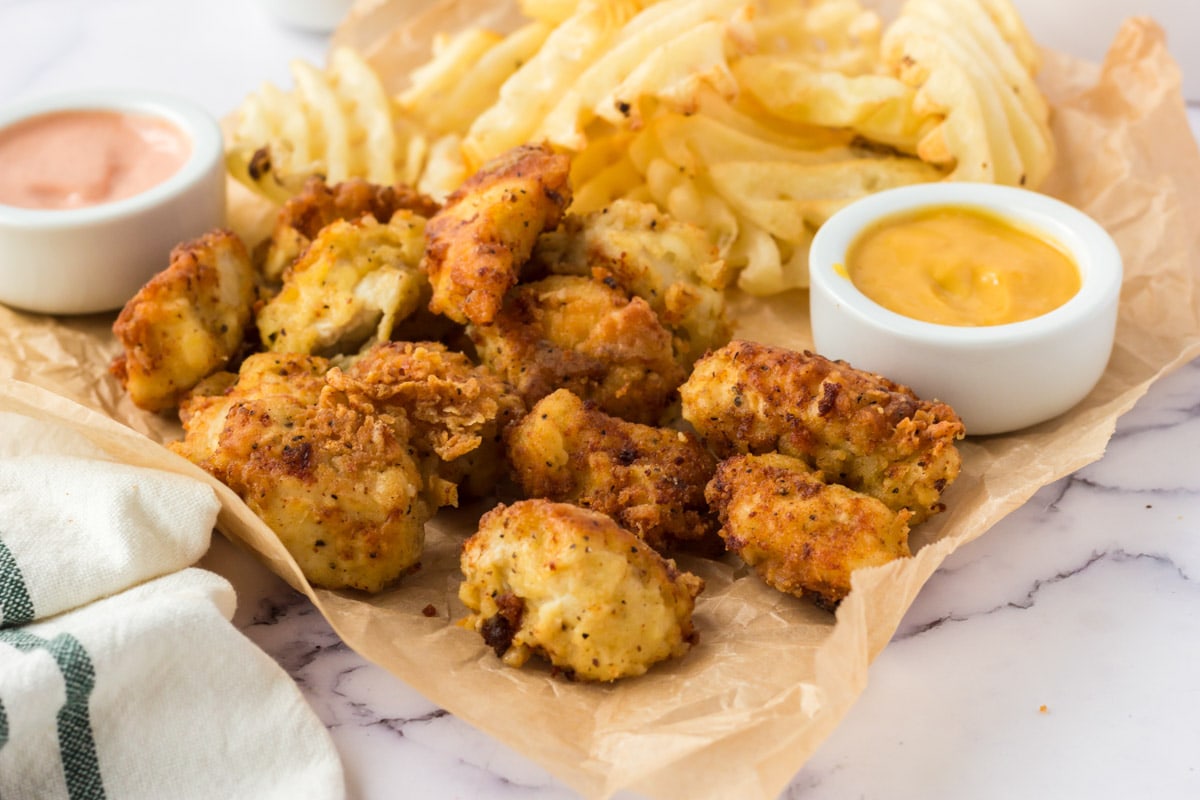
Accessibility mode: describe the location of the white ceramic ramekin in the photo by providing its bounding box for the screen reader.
[0,91,225,315]
[257,0,355,32]
[809,182,1123,436]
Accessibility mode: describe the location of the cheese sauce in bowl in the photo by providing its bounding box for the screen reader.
[0,91,224,315]
[845,205,1081,327]
[809,183,1122,436]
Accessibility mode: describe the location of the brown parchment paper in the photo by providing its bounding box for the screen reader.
[2,11,1199,800]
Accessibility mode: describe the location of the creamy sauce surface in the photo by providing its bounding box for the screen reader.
[845,205,1081,327]
[0,109,191,210]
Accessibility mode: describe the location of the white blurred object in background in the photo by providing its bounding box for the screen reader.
[257,0,355,33]
[1012,0,1199,102]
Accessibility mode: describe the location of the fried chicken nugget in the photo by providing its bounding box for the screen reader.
[532,199,733,367]
[680,341,964,524]
[173,352,329,466]
[256,214,427,357]
[326,341,526,503]
[422,143,572,326]
[470,275,685,424]
[459,499,704,682]
[706,453,912,609]
[507,389,718,553]
[261,176,441,283]
[110,229,256,412]
[172,352,432,594]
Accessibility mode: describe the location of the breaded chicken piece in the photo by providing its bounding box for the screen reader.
[470,275,684,424]
[261,176,440,283]
[507,389,718,553]
[680,341,964,524]
[256,214,426,357]
[459,499,704,682]
[422,144,572,326]
[171,352,431,593]
[110,229,256,412]
[326,341,525,503]
[706,453,912,609]
[533,199,733,366]
[174,352,329,466]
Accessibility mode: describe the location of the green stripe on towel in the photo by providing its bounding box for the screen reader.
[0,630,106,800]
[0,537,34,627]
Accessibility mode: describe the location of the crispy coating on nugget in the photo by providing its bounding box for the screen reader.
[326,341,525,503]
[110,229,256,412]
[459,499,703,682]
[261,176,440,283]
[171,352,431,593]
[533,199,733,366]
[706,453,912,609]
[423,144,572,326]
[173,352,329,466]
[256,214,427,357]
[681,341,964,524]
[507,389,718,553]
[470,275,685,424]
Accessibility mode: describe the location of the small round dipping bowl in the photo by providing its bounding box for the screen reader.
[809,182,1122,436]
[0,90,225,315]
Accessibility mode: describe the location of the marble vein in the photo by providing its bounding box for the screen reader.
[897,546,1196,641]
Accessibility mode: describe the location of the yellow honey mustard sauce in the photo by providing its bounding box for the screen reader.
[843,205,1081,327]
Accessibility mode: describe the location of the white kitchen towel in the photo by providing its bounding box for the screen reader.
[0,416,216,627]
[0,412,345,799]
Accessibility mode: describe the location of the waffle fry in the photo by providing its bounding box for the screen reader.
[225,0,1053,294]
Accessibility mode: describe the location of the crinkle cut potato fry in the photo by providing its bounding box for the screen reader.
[226,46,427,204]
[396,22,553,138]
[226,0,1054,294]
[880,0,1054,186]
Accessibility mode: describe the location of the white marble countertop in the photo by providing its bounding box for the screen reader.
[5,2,1200,798]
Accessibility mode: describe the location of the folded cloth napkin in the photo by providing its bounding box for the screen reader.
[0,411,345,799]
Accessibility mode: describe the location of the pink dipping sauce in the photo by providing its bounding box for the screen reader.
[0,109,191,210]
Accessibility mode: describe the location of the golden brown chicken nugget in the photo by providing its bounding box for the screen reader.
[681,340,964,524]
[327,340,525,502]
[507,388,718,553]
[470,275,684,425]
[706,453,912,609]
[256,214,426,357]
[174,352,329,466]
[532,198,733,367]
[422,143,572,326]
[172,352,431,593]
[459,499,703,682]
[111,229,256,412]
[261,176,440,283]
